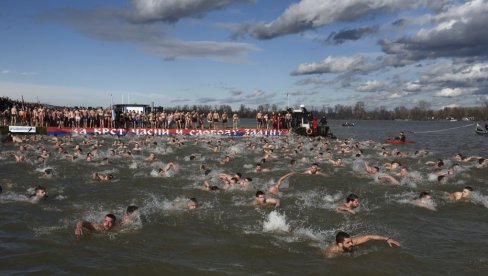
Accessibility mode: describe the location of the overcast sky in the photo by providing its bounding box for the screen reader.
[1,0,488,110]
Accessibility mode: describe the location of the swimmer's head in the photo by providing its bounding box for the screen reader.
[187,198,198,209]
[437,159,444,167]
[256,190,266,202]
[346,193,359,204]
[103,214,116,230]
[419,191,432,200]
[126,205,138,214]
[255,163,262,171]
[335,231,354,252]
[204,169,212,176]
[462,186,473,197]
[108,174,114,180]
[34,186,47,198]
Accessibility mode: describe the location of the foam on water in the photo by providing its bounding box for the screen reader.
[471,192,488,208]
[263,210,290,233]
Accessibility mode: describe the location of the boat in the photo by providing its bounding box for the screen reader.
[384,139,415,144]
[289,105,334,138]
[475,123,488,135]
[342,122,355,127]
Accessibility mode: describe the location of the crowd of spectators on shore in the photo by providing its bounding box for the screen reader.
[0,97,300,130]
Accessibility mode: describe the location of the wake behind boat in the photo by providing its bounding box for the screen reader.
[475,123,488,135]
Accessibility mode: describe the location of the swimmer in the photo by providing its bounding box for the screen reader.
[324,231,401,258]
[364,162,380,174]
[145,153,157,161]
[218,172,242,184]
[255,163,270,173]
[415,191,437,211]
[253,190,280,208]
[238,177,253,189]
[220,155,231,165]
[43,168,54,178]
[396,167,409,177]
[121,205,139,225]
[268,172,295,194]
[92,172,114,182]
[13,153,25,162]
[74,213,116,236]
[425,159,444,168]
[377,174,400,185]
[477,158,487,168]
[158,162,177,175]
[450,186,473,201]
[30,185,48,202]
[328,158,343,167]
[302,163,329,176]
[336,194,360,214]
[384,161,401,170]
[187,198,198,209]
[454,153,481,163]
[202,180,220,191]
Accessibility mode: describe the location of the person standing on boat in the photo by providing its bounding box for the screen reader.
[320,115,327,126]
[312,116,318,134]
[398,132,406,142]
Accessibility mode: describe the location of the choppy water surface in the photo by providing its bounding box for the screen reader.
[1,120,488,275]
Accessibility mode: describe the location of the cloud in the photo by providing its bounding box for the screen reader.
[170,98,192,103]
[380,0,488,61]
[40,5,258,63]
[435,88,464,97]
[128,0,251,23]
[229,90,243,96]
[239,0,445,40]
[196,97,217,103]
[1,70,11,74]
[294,76,331,86]
[326,26,378,45]
[287,90,318,96]
[356,80,389,92]
[291,55,365,75]
[388,91,410,99]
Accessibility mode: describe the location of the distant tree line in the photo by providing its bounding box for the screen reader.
[164,100,488,121]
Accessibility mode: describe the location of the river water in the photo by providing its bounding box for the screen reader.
[1,120,487,275]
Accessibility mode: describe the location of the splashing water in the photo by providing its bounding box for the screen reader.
[263,210,290,233]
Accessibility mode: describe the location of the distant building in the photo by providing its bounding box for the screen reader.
[113,104,150,114]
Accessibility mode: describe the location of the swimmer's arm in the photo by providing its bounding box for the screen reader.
[268,198,280,208]
[278,172,295,182]
[336,205,355,214]
[352,235,401,247]
[378,175,400,185]
[75,221,97,236]
[317,171,329,177]
[465,156,482,161]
